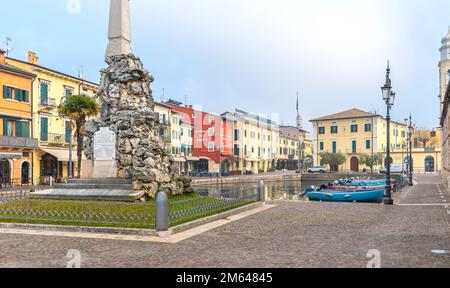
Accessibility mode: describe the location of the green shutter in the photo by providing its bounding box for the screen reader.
[40,117,48,141]
[3,119,7,136]
[3,86,11,100]
[24,90,30,103]
[40,83,48,104]
[22,122,30,138]
[15,122,22,137]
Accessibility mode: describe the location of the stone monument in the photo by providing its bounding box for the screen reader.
[83,0,192,199]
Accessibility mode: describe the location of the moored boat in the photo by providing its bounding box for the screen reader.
[305,188,385,203]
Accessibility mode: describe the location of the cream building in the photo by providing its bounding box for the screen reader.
[311,109,409,172]
[277,126,313,171]
[224,109,279,174]
[6,51,98,184]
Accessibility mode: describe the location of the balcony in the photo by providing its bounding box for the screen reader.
[39,98,57,109]
[0,135,39,149]
[40,133,76,146]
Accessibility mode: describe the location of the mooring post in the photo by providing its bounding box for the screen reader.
[156,191,170,237]
[259,180,265,203]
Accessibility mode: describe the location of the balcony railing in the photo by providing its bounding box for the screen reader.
[40,133,76,145]
[39,98,57,108]
[0,136,39,149]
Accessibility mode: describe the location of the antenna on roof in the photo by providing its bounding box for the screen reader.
[2,37,13,56]
[161,88,166,102]
[77,65,85,80]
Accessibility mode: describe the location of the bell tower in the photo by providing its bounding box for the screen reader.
[439,27,450,114]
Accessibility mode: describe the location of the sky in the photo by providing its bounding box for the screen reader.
[1,0,449,131]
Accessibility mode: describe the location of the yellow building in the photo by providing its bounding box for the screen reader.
[0,49,38,186]
[311,108,408,172]
[224,109,279,174]
[6,51,98,184]
[276,126,313,170]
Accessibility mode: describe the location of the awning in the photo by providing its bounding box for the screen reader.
[173,157,187,162]
[40,148,87,161]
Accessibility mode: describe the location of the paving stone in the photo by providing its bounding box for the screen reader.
[0,175,448,268]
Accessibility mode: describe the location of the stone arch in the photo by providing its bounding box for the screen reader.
[425,156,435,173]
[20,160,32,185]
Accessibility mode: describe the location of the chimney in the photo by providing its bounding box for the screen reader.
[0,49,6,65]
[28,51,39,65]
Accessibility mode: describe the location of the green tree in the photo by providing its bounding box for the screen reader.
[58,95,100,178]
[319,152,346,172]
[358,153,383,173]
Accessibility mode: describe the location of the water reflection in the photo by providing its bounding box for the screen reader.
[194,180,330,201]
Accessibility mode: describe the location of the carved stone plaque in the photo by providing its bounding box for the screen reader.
[94,127,116,161]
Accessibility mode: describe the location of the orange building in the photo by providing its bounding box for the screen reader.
[0,49,38,186]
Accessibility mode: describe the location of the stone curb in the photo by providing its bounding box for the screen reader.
[0,202,264,237]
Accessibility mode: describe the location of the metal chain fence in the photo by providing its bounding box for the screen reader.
[0,184,262,230]
[0,191,156,229]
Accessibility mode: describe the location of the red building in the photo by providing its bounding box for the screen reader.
[166,101,233,174]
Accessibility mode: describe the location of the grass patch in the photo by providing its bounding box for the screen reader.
[0,193,255,229]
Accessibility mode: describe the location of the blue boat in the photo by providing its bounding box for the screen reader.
[349,180,386,186]
[306,189,385,202]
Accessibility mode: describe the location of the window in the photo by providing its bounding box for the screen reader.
[188,130,193,138]
[318,127,325,135]
[40,82,49,105]
[208,128,215,136]
[351,125,358,133]
[366,140,371,149]
[401,131,406,138]
[331,126,338,134]
[40,117,49,141]
[244,130,247,138]
[244,145,248,156]
[234,144,240,156]
[320,142,324,151]
[15,121,30,138]
[332,141,337,154]
[208,116,215,123]
[13,89,30,103]
[3,119,13,136]
[64,87,74,98]
[352,141,357,153]
[208,142,215,152]
[365,124,372,132]
[2,86,13,100]
[234,129,239,141]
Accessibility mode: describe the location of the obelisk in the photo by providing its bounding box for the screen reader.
[106,0,133,57]
[83,0,193,199]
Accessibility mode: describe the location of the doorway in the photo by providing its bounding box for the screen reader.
[350,157,359,172]
[21,161,30,185]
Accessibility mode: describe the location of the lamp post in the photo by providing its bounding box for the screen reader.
[408,115,414,186]
[381,62,396,205]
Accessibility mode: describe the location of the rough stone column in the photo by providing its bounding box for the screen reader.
[84,55,193,198]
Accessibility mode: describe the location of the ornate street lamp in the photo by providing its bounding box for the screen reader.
[408,115,414,186]
[381,62,395,205]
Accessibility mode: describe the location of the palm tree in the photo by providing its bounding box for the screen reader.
[58,95,100,178]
